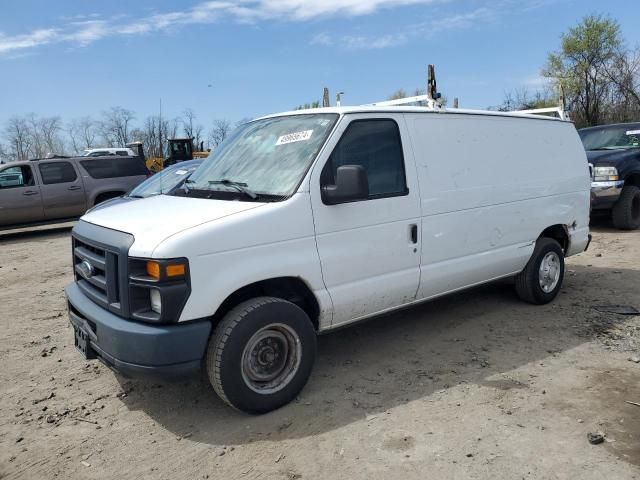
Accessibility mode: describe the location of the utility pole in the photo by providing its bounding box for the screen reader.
[323,88,330,107]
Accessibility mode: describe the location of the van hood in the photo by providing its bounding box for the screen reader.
[81,195,265,254]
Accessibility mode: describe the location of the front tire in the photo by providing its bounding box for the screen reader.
[515,238,565,305]
[612,185,640,230]
[206,297,317,414]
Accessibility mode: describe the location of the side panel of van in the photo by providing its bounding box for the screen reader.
[405,114,589,299]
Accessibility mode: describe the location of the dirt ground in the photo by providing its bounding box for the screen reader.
[0,219,639,480]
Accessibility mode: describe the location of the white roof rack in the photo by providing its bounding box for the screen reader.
[364,94,440,109]
[513,107,570,121]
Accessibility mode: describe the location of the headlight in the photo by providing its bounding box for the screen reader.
[128,258,190,323]
[593,166,619,182]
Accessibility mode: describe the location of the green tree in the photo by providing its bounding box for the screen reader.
[295,101,321,110]
[543,15,622,126]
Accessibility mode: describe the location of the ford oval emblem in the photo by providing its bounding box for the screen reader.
[79,259,95,278]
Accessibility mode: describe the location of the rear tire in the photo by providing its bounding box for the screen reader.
[612,185,640,230]
[206,297,316,414]
[515,238,565,305]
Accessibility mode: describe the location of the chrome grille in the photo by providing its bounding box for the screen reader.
[72,235,126,315]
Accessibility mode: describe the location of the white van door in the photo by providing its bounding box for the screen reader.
[309,114,421,327]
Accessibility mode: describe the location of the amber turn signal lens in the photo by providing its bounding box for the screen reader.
[146,261,161,279]
[166,264,186,278]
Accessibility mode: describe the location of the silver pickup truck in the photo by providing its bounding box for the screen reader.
[0,155,149,230]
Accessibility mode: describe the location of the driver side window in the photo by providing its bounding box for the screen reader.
[321,119,408,199]
[0,166,35,189]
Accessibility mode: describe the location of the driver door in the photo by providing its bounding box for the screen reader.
[309,114,422,327]
[0,164,44,226]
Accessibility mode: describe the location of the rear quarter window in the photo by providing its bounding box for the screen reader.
[81,158,148,179]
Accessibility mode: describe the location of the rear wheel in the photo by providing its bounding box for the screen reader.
[206,297,316,414]
[612,185,640,230]
[515,238,565,305]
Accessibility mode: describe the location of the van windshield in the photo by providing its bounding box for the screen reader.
[183,114,338,200]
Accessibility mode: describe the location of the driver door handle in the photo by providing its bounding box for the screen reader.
[23,190,38,196]
[410,224,418,244]
[68,185,81,191]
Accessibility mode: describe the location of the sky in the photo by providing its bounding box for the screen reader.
[1,0,639,128]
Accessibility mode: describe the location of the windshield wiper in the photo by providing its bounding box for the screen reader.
[182,178,196,194]
[208,179,258,199]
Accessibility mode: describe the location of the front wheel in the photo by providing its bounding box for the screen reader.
[206,297,317,414]
[612,185,640,230]
[515,238,565,305]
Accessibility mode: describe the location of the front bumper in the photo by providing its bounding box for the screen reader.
[591,180,624,209]
[66,282,211,379]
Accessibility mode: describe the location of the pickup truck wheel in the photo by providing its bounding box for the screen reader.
[515,238,564,305]
[612,185,640,230]
[206,297,316,414]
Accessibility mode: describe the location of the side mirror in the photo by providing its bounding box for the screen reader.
[322,165,369,205]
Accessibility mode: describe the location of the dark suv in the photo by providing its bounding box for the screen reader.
[580,122,640,230]
[0,155,149,230]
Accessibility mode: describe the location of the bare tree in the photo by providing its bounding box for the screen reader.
[3,116,32,160]
[209,119,231,148]
[194,124,204,150]
[68,116,97,153]
[40,116,64,155]
[493,87,557,112]
[99,107,135,146]
[182,108,196,139]
[0,143,9,163]
[26,113,46,159]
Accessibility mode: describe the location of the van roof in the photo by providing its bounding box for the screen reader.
[259,106,568,123]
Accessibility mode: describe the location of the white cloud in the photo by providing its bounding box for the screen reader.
[309,7,492,51]
[0,0,445,55]
[0,29,60,54]
[0,0,554,56]
[310,32,334,46]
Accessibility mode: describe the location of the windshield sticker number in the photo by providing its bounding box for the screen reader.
[175,169,189,175]
[276,130,313,146]
[626,130,640,135]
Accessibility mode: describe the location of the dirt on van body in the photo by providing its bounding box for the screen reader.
[0,219,639,480]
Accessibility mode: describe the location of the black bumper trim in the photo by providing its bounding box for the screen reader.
[66,282,211,380]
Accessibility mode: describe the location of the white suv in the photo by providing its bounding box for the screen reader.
[83,148,136,157]
[66,106,590,413]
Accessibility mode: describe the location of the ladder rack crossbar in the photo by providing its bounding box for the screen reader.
[364,94,437,108]
[513,107,570,121]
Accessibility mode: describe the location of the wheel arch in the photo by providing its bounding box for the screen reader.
[538,224,569,252]
[211,276,320,332]
[92,190,126,206]
[624,171,640,187]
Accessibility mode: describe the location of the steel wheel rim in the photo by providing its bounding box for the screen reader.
[241,323,301,394]
[539,251,561,293]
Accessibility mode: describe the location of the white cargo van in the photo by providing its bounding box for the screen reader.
[66,104,590,413]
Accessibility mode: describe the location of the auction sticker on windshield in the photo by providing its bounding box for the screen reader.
[626,130,640,135]
[276,130,313,146]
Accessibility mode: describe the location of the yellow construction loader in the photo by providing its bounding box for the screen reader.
[144,138,210,173]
